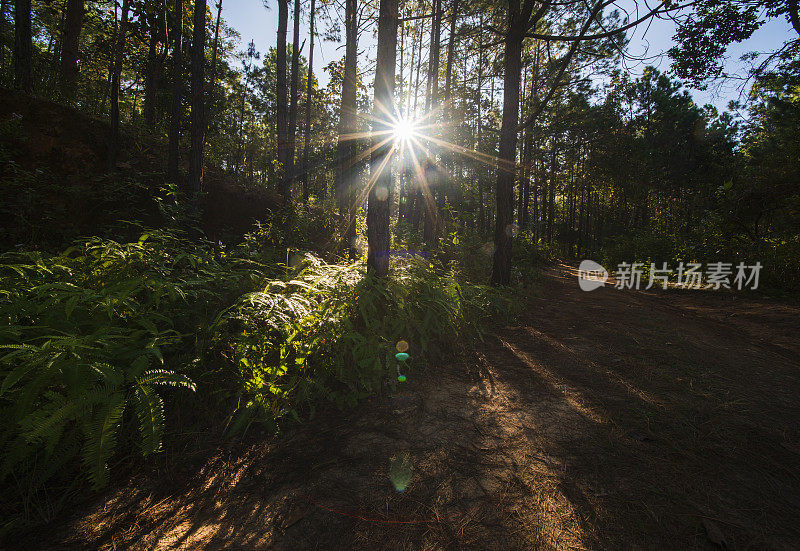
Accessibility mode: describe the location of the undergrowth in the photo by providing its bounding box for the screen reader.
[0,225,509,540]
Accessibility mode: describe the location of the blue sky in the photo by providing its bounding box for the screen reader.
[223,1,796,112]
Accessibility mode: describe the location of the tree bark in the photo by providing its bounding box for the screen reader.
[276,0,290,202]
[210,1,223,97]
[60,0,83,101]
[300,0,315,203]
[443,0,458,101]
[287,0,301,193]
[367,0,398,277]
[422,0,442,245]
[188,0,206,194]
[167,0,184,185]
[547,145,556,243]
[109,0,131,169]
[0,0,7,84]
[441,0,458,225]
[334,0,358,258]
[205,0,223,138]
[13,0,32,92]
[143,2,167,128]
[490,26,523,286]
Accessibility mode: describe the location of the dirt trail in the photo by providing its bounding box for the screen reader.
[50,264,800,550]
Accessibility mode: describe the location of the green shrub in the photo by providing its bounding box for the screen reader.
[215,256,508,436]
[0,224,510,538]
[0,229,276,537]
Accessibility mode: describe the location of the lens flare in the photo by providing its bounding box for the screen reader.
[389,454,413,492]
[392,117,417,143]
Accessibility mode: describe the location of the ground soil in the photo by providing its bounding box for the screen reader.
[37,264,800,550]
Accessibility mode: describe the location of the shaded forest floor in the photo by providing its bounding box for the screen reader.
[42,264,800,550]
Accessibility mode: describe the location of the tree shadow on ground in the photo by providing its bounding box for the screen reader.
[42,265,800,550]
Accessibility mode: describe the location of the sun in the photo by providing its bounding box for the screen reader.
[391,117,417,143]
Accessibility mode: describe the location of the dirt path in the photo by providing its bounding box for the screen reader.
[50,264,800,550]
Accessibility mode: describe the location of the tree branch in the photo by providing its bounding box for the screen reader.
[517,0,606,131]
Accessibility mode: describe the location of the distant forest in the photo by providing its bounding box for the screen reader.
[1,0,798,287]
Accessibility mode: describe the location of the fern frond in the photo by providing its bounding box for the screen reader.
[19,392,79,445]
[133,385,164,456]
[81,392,125,489]
[137,369,196,391]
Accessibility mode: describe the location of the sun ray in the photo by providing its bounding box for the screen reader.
[405,141,440,229]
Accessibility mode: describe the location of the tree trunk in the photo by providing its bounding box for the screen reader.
[276,0,290,202]
[143,2,167,129]
[532,163,538,241]
[422,0,442,245]
[334,0,358,258]
[0,0,7,84]
[443,0,458,101]
[367,0,398,277]
[13,0,32,92]
[409,13,425,231]
[475,14,485,234]
[287,0,301,193]
[60,0,83,101]
[547,145,556,243]
[490,29,522,286]
[300,0,315,203]
[109,0,131,169]
[441,0,458,227]
[412,13,424,115]
[167,0,183,185]
[205,0,223,125]
[188,0,206,194]
[143,19,158,127]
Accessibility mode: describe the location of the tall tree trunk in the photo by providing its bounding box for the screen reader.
[409,14,425,231]
[426,0,441,108]
[520,127,532,229]
[109,0,131,169]
[188,0,206,194]
[287,0,301,193]
[276,0,290,202]
[532,161,538,241]
[0,0,7,84]
[167,0,183,185]
[522,142,531,229]
[300,0,315,203]
[143,3,167,128]
[441,0,458,226]
[334,0,357,258]
[547,145,556,243]
[490,28,523,286]
[60,0,83,101]
[476,14,485,234]
[367,0,398,277]
[443,0,458,101]
[205,0,222,125]
[422,0,442,245]
[405,16,416,118]
[143,18,158,127]
[13,0,32,92]
[412,12,424,115]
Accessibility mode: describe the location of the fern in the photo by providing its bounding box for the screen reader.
[133,386,164,456]
[81,392,125,489]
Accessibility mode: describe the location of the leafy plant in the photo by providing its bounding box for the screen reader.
[215,255,509,436]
